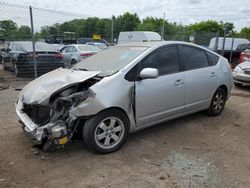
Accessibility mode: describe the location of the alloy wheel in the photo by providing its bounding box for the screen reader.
[94,117,124,150]
[212,91,225,113]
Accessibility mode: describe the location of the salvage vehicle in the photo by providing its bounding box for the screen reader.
[16,41,233,153]
[233,59,250,87]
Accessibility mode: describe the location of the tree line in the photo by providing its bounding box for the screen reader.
[0,12,250,42]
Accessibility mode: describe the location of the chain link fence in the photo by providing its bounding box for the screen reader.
[0,1,94,80]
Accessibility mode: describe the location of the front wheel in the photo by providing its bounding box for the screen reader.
[14,64,20,77]
[83,109,129,154]
[206,88,226,116]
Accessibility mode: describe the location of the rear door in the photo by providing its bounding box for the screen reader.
[180,45,218,112]
[135,45,185,127]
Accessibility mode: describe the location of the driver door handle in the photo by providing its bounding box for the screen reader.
[175,79,184,86]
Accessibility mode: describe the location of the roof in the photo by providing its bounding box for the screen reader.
[116,41,196,47]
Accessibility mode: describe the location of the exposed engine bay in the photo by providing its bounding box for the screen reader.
[20,77,101,151]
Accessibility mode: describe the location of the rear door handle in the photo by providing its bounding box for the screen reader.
[210,72,217,78]
[175,79,184,86]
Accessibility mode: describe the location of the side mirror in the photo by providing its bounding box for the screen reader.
[139,68,158,79]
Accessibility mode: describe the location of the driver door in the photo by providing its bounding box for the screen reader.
[135,45,185,127]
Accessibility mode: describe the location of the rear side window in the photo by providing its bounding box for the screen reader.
[182,46,209,70]
[206,51,219,65]
[140,45,180,76]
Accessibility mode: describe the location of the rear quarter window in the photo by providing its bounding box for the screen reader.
[206,51,219,65]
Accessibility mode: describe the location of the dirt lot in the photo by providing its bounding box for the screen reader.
[0,67,250,188]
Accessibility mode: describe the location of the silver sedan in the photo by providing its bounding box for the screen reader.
[16,41,233,153]
[60,44,102,67]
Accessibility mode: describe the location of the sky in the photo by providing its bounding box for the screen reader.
[0,0,250,31]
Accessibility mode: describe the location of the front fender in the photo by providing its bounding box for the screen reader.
[69,96,106,117]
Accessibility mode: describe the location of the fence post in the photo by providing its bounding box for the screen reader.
[111,16,114,45]
[29,6,37,78]
[161,12,165,41]
[222,24,227,56]
[229,37,234,64]
[215,31,219,52]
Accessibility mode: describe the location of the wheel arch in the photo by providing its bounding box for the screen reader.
[77,106,131,130]
[218,84,228,98]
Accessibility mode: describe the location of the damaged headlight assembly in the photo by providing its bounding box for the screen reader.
[32,91,91,151]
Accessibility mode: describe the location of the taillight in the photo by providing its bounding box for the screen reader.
[53,53,64,58]
[239,53,250,63]
[26,52,38,58]
[80,53,94,57]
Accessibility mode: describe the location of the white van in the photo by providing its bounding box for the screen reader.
[117,31,162,44]
[209,37,249,51]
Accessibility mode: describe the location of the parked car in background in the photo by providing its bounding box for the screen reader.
[0,49,6,64]
[86,42,108,50]
[3,41,64,77]
[236,43,250,52]
[117,31,162,44]
[60,44,102,67]
[0,38,6,64]
[77,38,110,46]
[209,37,250,67]
[16,41,232,154]
[239,49,250,63]
[233,53,250,87]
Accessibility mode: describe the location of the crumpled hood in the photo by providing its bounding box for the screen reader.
[239,61,250,69]
[19,68,100,105]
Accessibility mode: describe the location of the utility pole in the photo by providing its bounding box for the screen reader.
[111,16,114,45]
[29,6,37,78]
[161,12,165,41]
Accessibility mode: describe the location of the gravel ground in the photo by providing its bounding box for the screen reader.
[0,68,250,188]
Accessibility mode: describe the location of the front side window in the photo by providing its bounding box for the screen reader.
[60,47,67,53]
[140,45,180,76]
[182,46,209,70]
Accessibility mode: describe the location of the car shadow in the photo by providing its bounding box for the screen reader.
[45,109,232,157]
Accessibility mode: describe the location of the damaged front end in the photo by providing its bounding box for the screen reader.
[16,68,101,151]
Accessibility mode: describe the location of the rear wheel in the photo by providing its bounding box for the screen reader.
[2,60,7,70]
[14,64,19,76]
[83,109,129,154]
[207,88,226,116]
[71,59,77,65]
[14,63,23,77]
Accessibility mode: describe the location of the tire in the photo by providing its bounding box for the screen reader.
[206,88,226,116]
[71,59,77,65]
[2,60,7,70]
[83,109,129,154]
[14,63,20,77]
[234,82,242,87]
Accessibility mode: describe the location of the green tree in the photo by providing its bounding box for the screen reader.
[238,27,250,40]
[16,26,32,40]
[0,20,18,39]
[191,20,223,34]
[114,12,141,38]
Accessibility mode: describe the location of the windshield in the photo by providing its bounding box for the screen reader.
[74,46,147,76]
